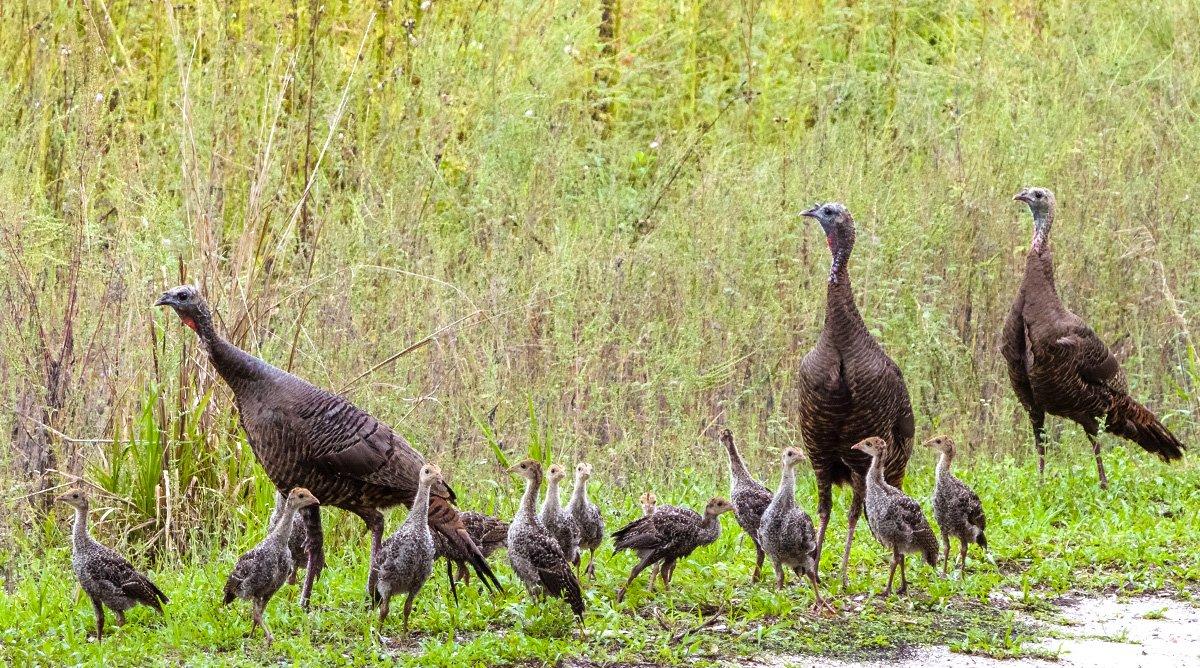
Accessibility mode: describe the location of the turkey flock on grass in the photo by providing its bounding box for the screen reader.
[57,188,1184,643]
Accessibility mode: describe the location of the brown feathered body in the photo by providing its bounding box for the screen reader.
[930,439,987,574]
[224,489,318,644]
[506,461,584,619]
[720,429,772,581]
[155,286,499,605]
[433,511,509,593]
[1002,191,1184,482]
[795,204,914,585]
[611,498,732,602]
[853,438,936,595]
[60,493,168,641]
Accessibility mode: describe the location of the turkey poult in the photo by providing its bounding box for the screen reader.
[758,448,833,613]
[374,464,442,636]
[57,490,169,641]
[638,491,657,517]
[720,428,773,583]
[506,460,585,621]
[851,438,937,596]
[267,490,308,585]
[567,463,605,579]
[1004,188,1184,488]
[540,464,582,567]
[927,436,987,575]
[224,488,320,645]
[796,203,916,588]
[637,491,662,588]
[433,510,509,598]
[612,497,734,603]
[155,286,498,608]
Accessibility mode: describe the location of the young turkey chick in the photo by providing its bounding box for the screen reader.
[612,497,734,603]
[567,462,605,579]
[57,489,169,641]
[850,438,937,596]
[758,448,833,613]
[638,491,657,517]
[433,510,509,595]
[268,490,308,585]
[375,464,443,635]
[721,428,773,583]
[507,460,585,621]
[927,436,988,576]
[224,488,320,644]
[540,464,582,567]
[637,491,663,589]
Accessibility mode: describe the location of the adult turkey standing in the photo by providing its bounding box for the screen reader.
[1003,188,1184,488]
[155,286,500,608]
[795,203,915,588]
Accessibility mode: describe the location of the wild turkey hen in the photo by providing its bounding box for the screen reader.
[155,286,500,607]
[796,203,916,588]
[1004,188,1184,488]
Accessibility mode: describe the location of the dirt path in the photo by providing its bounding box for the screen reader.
[756,594,1200,668]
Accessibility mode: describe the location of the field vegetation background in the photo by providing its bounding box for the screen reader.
[1,0,1199,665]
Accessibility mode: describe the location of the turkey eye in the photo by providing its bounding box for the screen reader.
[1034,192,1043,199]
[822,207,832,215]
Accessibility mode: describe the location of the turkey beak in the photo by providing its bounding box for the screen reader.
[1013,191,1031,204]
[154,293,174,307]
[799,205,820,219]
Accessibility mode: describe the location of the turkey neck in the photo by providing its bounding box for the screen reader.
[773,464,797,512]
[71,504,91,550]
[723,436,753,486]
[823,257,868,341]
[543,476,562,514]
[518,473,542,520]
[269,503,298,543]
[700,511,723,540]
[935,449,955,482]
[189,304,273,391]
[568,474,589,513]
[865,452,886,489]
[406,477,433,529]
[1021,208,1059,301]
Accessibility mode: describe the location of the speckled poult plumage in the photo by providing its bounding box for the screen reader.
[506,460,585,620]
[223,488,319,645]
[927,436,987,575]
[852,438,937,596]
[57,490,168,641]
[795,203,915,589]
[155,286,499,608]
[1003,188,1184,489]
[567,463,605,579]
[637,491,662,589]
[720,429,773,583]
[758,448,832,613]
[375,464,442,635]
[612,497,734,603]
[539,465,582,567]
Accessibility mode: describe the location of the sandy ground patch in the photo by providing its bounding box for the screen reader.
[752,593,1199,668]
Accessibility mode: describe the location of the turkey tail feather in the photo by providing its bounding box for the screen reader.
[1107,395,1185,462]
[429,495,503,594]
